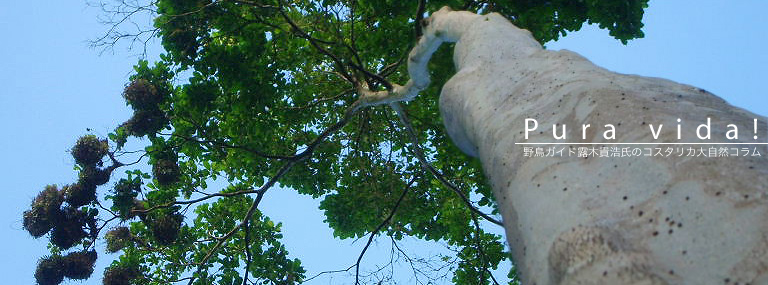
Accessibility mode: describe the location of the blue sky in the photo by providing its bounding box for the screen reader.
[1,1,766,284]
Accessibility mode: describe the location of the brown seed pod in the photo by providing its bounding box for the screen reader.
[33,185,65,213]
[50,225,87,250]
[130,199,147,220]
[123,79,162,110]
[152,159,180,186]
[122,108,168,137]
[35,255,64,285]
[79,166,112,187]
[63,183,97,208]
[71,135,108,166]
[23,208,53,238]
[23,185,64,238]
[61,250,97,280]
[49,207,89,249]
[103,263,142,285]
[147,209,183,246]
[105,227,132,253]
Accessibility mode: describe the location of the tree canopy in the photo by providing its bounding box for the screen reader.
[23,0,648,284]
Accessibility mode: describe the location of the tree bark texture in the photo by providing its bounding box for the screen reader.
[411,7,768,285]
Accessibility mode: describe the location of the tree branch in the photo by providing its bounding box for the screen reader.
[186,178,269,285]
[415,0,427,37]
[354,176,417,285]
[390,103,504,227]
[182,102,359,283]
[351,23,443,110]
[277,2,356,85]
[241,217,252,285]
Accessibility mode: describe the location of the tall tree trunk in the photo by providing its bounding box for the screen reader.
[386,7,768,285]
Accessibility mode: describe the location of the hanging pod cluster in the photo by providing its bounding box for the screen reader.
[140,206,184,246]
[105,226,133,253]
[22,134,116,285]
[121,78,170,137]
[34,251,97,285]
[152,150,181,186]
[66,135,116,208]
[22,185,64,238]
[103,262,144,285]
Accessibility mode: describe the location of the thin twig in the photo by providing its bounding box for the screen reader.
[354,176,418,284]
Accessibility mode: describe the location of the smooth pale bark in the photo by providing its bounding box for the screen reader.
[359,7,768,285]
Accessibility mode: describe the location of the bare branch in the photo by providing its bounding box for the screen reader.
[354,176,417,285]
[390,102,504,227]
[88,0,160,54]
[303,265,355,283]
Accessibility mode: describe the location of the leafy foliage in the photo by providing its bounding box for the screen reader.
[24,0,648,284]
